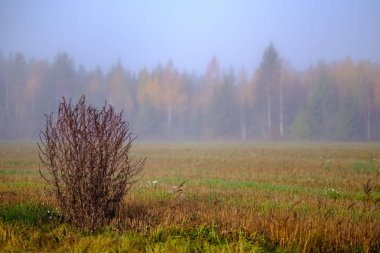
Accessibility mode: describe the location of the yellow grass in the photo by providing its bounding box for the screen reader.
[0,142,379,252]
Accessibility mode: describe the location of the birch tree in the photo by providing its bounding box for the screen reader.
[256,43,280,139]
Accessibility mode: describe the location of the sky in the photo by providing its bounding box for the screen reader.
[0,0,379,73]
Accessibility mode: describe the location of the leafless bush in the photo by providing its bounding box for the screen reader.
[38,95,145,231]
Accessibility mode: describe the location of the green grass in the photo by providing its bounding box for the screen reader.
[0,169,39,175]
[0,223,269,252]
[139,177,376,202]
[0,203,56,226]
[0,142,379,252]
[351,160,380,175]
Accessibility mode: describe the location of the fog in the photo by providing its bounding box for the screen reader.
[0,0,380,141]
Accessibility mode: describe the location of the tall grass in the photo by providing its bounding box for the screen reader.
[0,142,379,252]
[0,203,55,226]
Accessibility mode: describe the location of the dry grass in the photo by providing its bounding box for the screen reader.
[0,142,379,252]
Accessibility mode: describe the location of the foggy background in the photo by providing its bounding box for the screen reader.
[0,0,379,141]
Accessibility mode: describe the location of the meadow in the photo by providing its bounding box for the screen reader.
[0,142,379,252]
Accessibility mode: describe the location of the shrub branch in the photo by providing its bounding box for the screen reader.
[38,95,145,231]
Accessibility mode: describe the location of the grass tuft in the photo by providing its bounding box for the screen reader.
[0,203,59,226]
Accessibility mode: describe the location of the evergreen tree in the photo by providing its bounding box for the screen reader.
[254,43,281,139]
[305,62,337,139]
[208,73,239,138]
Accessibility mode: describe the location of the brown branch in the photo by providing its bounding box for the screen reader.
[38,95,145,231]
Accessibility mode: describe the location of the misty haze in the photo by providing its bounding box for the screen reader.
[1,1,380,252]
[1,0,379,141]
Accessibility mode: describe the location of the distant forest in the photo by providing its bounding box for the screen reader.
[1,44,380,141]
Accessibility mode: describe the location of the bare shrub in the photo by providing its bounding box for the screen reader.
[38,95,145,231]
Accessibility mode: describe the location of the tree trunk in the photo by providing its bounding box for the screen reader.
[240,105,247,141]
[5,77,9,119]
[367,99,371,141]
[167,105,172,131]
[279,79,284,138]
[180,111,185,137]
[267,88,272,139]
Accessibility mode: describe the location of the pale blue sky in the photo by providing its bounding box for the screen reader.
[1,0,379,73]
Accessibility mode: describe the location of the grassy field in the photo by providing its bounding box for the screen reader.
[0,142,379,252]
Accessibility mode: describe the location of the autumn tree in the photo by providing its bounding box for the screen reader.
[201,56,222,137]
[201,56,221,108]
[355,61,374,141]
[160,61,187,134]
[136,67,164,136]
[48,52,76,109]
[1,49,380,141]
[334,58,359,140]
[23,59,50,137]
[236,67,253,140]
[373,64,380,138]
[373,64,380,110]
[278,60,291,138]
[0,53,6,137]
[181,72,203,138]
[5,52,27,138]
[86,66,105,105]
[107,61,134,113]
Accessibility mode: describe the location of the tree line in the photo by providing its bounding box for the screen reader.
[1,44,380,141]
